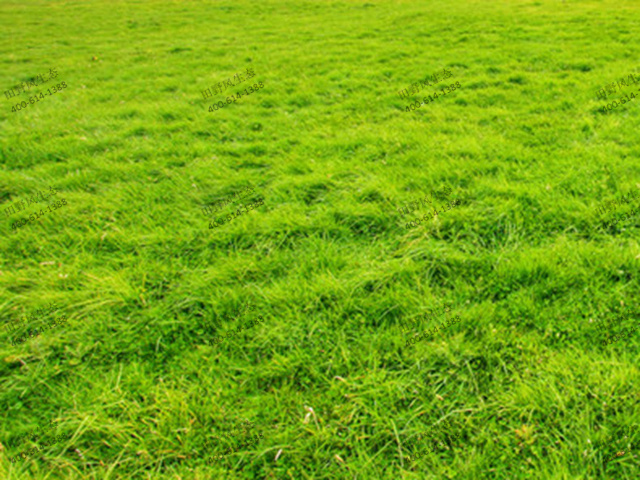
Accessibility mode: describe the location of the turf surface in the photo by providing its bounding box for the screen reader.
[1,0,640,478]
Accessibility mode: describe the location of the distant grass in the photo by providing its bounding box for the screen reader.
[1,0,640,479]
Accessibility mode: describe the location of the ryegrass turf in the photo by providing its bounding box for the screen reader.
[1,0,640,478]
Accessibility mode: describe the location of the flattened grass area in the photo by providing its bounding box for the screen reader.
[1,0,639,478]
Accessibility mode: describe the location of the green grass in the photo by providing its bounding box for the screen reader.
[1,0,640,478]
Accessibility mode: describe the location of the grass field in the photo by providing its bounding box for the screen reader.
[1,0,640,478]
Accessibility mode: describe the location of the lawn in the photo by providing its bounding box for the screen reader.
[1,0,640,478]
